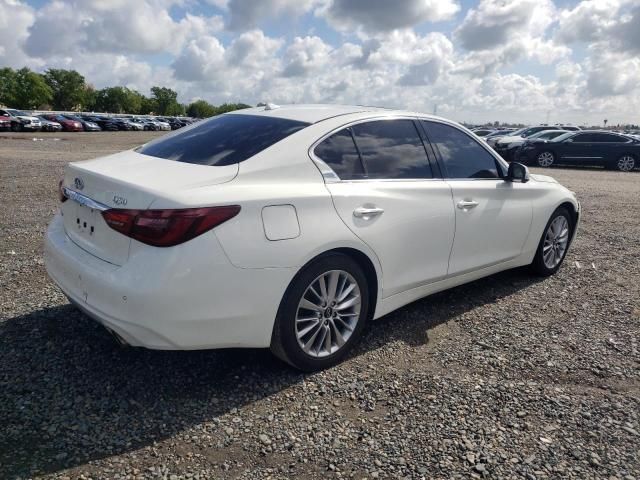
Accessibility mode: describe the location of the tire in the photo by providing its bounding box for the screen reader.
[536,151,555,168]
[615,154,636,172]
[271,253,369,371]
[10,122,21,132]
[530,207,573,276]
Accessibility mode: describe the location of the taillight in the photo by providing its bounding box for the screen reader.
[101,206,240,247]
[58,179,67,203]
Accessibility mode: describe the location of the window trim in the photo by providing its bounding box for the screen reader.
[419,118,509,181]
[308,115,443,183]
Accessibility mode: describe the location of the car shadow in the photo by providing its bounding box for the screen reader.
[0,267,542,478]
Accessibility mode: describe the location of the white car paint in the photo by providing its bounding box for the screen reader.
[45,104,579,352]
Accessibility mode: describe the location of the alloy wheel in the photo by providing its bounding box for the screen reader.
[537,152,554,167]
[543,215,569,269]
[617,155,635,172]
[295,270,361,358]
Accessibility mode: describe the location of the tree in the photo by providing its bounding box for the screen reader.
[151,86,180,116]
[186,99,217,118]
[0,68,18,107]
[93,86,147,114]
[214,102,251,115]
[13,68,52,109]
[44,69,87,110]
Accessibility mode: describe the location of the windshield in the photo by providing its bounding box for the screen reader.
[529,130,564,140]
[7,109,29,116]
[137,114,310,166]
[551,132,574,142]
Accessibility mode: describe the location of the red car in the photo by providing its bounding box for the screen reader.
[0,115,10,131]
[42,114,83,132]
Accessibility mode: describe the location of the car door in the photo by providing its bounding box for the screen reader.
[557,133,601,164]
[421,120,533,276]
[313,119,456,298]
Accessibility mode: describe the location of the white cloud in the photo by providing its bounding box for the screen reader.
[0,0,37,67]
[23,1,222,57]
[320,0,459,32]
[555,0,626,44]
[282,36,332,77]
[225,0,319,30]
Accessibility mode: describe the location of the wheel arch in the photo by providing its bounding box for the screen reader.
[281,246,381,322]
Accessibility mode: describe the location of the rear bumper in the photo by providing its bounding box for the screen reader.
[45,213,295,350]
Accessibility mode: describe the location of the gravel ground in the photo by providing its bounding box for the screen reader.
[1,131,639,480]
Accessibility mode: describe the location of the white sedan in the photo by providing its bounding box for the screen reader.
[45,104,580,371]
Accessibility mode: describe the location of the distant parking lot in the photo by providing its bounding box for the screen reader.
[0,132,638,479]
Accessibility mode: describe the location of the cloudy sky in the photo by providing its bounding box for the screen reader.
[2,0,639,125]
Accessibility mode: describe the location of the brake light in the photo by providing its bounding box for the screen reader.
[58,179,67,203]
[101,206,240,247]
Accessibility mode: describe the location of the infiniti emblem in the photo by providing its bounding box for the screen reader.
[74,177,84,190]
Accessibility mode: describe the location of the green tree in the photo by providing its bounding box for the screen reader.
[0,68,18,107]
[151,86,180,115]
[93,86,147,114]
[43,69,87,110]
[186,99,217,118]
[214,102,251,115]
[13,68,52,109]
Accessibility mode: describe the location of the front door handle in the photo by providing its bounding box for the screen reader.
[457,200,479,210]
[353,206,384,219]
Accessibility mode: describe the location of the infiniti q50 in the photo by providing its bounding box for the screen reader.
[45,104,580,371]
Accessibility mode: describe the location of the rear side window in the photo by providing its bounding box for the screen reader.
[314,128,365,180]
[351,120,433,179]
[423,121,500,179]
[591,133,627,143]
[138,114,309,166]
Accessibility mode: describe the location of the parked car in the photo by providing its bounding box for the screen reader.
[0,114,11,131]
[492,126,565,158]
[485,128,523,147]
[0,108,41,131]
[37,116,63,132]
[64,115,101,132]
[83,116,120,131]
[495,129,569,162]
[515,130,639,171]
[41,114,83,132]
[471,128,496,137]
[121,117,145,131]
[46,104,581,371]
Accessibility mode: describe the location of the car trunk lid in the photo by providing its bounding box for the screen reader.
[62,150,238,265]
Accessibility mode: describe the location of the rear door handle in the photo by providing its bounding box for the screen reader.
[353,207,384,219]
[457,200,479,210]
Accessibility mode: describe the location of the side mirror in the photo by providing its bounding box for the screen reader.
[564,138,573,143]
[507,162,530,183]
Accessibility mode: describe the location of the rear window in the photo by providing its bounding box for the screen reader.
[138,114,309,166]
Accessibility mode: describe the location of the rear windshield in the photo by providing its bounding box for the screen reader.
[137,114,310,166]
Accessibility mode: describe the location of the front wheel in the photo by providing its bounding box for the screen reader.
[271,253,369,371]
[615,155,636,172]
[536,151,555,167]
[531,207,572,276]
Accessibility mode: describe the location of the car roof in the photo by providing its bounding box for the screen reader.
[226,103,444,124]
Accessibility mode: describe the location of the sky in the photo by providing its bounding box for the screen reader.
[1,0,639,125]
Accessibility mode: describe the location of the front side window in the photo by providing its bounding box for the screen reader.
[138,114,310,166]
[423,121,501,179]
[313,128,364,180]
[350,120,433,179]
[573,133,596,143]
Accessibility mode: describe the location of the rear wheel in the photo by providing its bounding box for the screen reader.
[531,207,572,276]
[271,253,369,371]
[536,151,555,167]
[615,154,636,172]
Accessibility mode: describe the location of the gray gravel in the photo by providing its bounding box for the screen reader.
[1,131,639,479]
